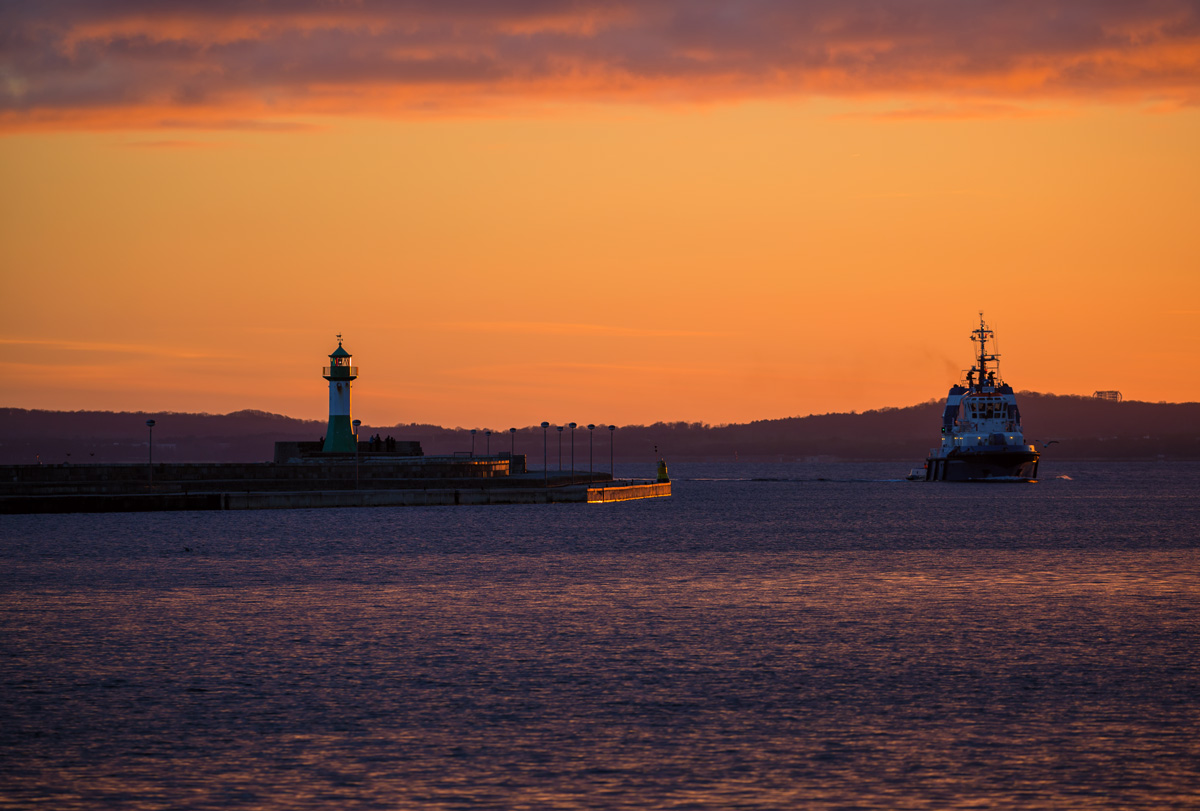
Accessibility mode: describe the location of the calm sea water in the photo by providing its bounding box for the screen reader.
[2,461,1198,810]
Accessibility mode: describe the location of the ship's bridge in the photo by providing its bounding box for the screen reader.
[959,392,1010,423]
[952,390,1023,439]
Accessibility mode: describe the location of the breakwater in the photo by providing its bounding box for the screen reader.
[2,457,517,494]
[0,458,671,513]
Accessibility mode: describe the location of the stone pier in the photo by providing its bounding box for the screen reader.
[0,460,670,514]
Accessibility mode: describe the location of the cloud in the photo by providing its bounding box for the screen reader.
[841,101,1063,121]
[448,359,730,380]
[440,320,726,338]
[0,338,224,360]
[3,1,1199,130]
[122,138,213,148]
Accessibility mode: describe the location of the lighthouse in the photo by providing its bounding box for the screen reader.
[322,335,358,453]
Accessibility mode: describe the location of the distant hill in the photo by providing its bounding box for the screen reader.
[0,408,326,465]
[2,393,1198,464]
[604,393,1200,462]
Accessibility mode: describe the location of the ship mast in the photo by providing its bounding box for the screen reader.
[969,312,1000,389]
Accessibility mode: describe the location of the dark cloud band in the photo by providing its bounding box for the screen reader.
[3,1,1198,127]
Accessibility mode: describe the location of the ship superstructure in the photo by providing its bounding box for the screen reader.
[925,315,1040,482]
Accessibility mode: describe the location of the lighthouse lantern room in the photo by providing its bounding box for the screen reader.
[322,335,359,453]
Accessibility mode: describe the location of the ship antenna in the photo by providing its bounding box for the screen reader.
[978,312,987,382]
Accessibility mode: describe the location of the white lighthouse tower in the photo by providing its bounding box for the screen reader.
[322,335,358,453]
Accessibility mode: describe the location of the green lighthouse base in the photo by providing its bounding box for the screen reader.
[322,415,358,453]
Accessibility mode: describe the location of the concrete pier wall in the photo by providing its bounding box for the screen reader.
[0,457,520,497]
[273,440,425,462]
[587,482,673,503]
[0,459,669,513]
[1,480,670,513]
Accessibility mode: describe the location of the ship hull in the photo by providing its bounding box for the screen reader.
[925,449,1039,482]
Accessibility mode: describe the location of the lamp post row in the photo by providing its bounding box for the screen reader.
[529,422,615,481]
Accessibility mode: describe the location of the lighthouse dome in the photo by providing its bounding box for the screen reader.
[323,336,357,381]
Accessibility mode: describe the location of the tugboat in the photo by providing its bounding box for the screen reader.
[925,315,1040,482]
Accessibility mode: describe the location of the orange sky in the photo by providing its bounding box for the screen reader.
[2,2,1199,429]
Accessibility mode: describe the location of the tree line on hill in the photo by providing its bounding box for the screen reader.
[2,393,1198,465]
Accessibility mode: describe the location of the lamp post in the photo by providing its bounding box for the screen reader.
[541,422,550,481]
[557,425,563,472]
[509,427,516,458]
[471,428,477,457]
[485,429,492,456]
[609,424,616,479]
[588,424,595,482]
[145,419,156,489]
[569,423,576,484]
[353,419,362,489]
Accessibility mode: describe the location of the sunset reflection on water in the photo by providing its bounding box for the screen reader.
[2,462,1198,809]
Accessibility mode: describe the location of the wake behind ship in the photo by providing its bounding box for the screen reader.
[925,315,1040,482]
